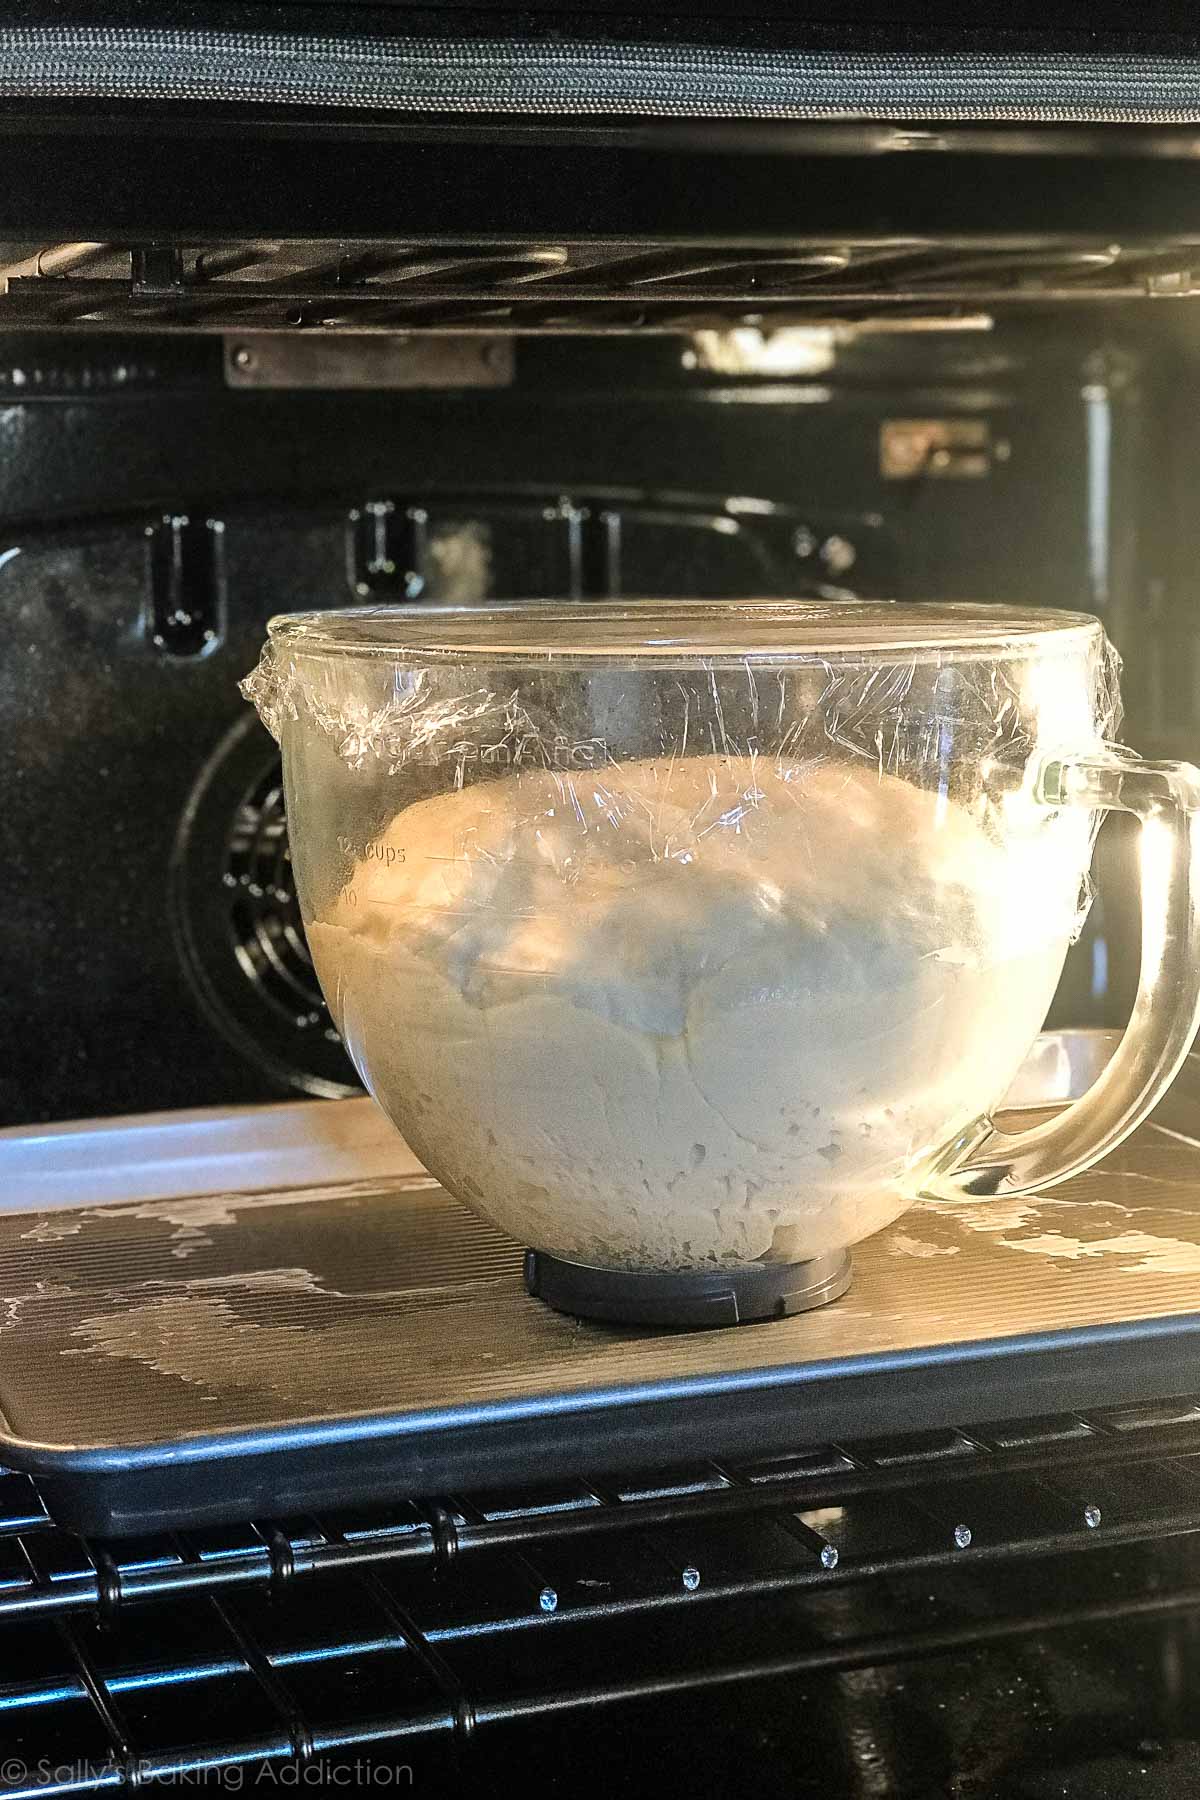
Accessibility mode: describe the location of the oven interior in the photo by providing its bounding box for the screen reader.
[8,92,1200,1793]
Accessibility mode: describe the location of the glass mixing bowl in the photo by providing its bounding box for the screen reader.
[243,601,1200,1326]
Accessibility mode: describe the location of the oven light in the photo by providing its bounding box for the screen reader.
[687,328,838,376]
[688,316,994,377]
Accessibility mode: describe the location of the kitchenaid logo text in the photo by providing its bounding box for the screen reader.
[442,734,608,772]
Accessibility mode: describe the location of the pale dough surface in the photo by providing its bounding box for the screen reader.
[308,754,1081,1268]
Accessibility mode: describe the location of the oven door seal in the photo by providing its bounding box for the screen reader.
[8,26,1200,124]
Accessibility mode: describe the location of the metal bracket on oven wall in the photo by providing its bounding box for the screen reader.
[223,334,515,391]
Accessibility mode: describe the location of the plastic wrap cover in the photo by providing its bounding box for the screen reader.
[239,603,1123,1272]
[241,600,1121,776]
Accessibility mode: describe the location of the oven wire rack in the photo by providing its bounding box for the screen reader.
[5,238,1200,335]
[6,1397,1200,1791]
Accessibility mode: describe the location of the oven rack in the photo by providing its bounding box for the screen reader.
[6,1397,1200,1792]
[4,237,1200,334]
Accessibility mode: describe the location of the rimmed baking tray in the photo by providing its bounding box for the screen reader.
[3,1030,1200,1536]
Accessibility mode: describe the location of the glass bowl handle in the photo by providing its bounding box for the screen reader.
[926,752,1200,1200]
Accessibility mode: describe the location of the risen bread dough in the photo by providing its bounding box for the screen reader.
[307,754,1079,1269]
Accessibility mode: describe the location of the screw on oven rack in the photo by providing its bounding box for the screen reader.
[539,1586,558,1614]
[953,1523,973,1549]
[682,1565,701,1592]
[1084,1504,1103,1529]
[232,345,255,371]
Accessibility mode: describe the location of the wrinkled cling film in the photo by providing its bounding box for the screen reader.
[242,612,1126,1272]
[241,624,1124,954]
[241,618,1123,776]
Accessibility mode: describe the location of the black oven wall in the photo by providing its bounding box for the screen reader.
[0,320,1173,1125]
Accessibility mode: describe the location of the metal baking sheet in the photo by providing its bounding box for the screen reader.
[5,1031,1200,1536]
